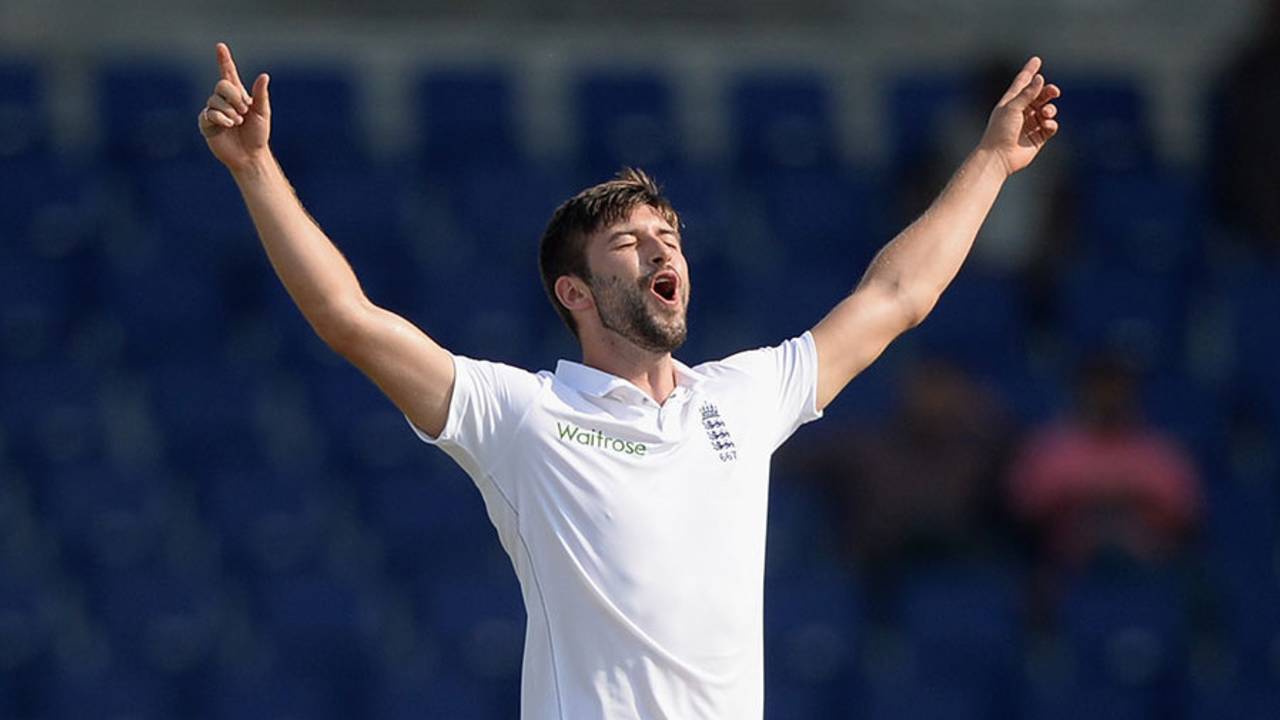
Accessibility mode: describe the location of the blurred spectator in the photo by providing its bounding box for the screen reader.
[785,358,1014,604]
[1210,1,1280,259]
[1007,354,1201,588]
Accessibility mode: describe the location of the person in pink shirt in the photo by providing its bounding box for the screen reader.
[1008,355,1201,589]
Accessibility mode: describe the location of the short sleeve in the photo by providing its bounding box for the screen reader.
[705,331,824,451]
[405,354,544,475]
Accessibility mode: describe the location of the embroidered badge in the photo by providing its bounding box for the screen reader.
[699,402,738,463]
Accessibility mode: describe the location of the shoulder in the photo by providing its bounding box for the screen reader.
[452,355,552,403]
[694,332,817,381]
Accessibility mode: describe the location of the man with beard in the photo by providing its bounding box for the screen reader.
[199,42,1060,720]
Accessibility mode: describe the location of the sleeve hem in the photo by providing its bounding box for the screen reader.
[800,330,824,423]
[404,353,462,446]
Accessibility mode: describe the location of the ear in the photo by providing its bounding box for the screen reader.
[555,275,594,313]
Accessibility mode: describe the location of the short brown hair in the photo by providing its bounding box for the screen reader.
[538,167,679,338]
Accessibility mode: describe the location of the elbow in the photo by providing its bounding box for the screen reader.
[861,274,935,330]
[310,297,372,355]
[898,288,937,329]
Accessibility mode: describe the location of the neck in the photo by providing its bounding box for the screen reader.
[580,332,678,405]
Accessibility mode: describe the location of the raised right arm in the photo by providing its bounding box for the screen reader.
[198,42,454,438]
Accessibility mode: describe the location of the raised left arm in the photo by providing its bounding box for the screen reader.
[811,56,1061,411]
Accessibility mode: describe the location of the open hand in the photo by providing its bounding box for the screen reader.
[979,56,1061,177]
[198,42,272,171]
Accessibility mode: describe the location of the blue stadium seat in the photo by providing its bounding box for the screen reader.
[1202,467,1280,686]
[884,71,972,173]
[97,60,204,166]
[1051,73,1155,175]
[1142,367,1223,457]
[300,360,425,474]
[1219,265,1280,419]
[431,164,574,356]
[0,159,101,260]
[1058,257,1185,370]
[205,665,342,720]
[0,251,74,363]
[419,575,524,686]
[649,165,734,260]
[730,71,839,172]
[374,661,516,720]
[765,564,861,716]
[360,465,498,578]
[40,464,164,572]
[146,362,264,472]
[766,680,850,720]
[257,572,376,639]
[291,167,422,314]
[0,60,51,158]
[104,256,228,365]
[0,671,11,719]
[202,467,332,578]
[0,572,56,681]
[574,69,682,175]
[764,480,843,578]
[912,267,1028,381]
[0,361,102,472]
[417,67,521,172]
[131,158,257,253]
[89,568,222,674]
[39,662,173,720]
[743,168,885,335]
[900,564,1022,676]
[125,160,259,352]
[1188,680,1280,720]
[1022,679,1154,720]
[448,163,579,264]
[264,65,368,174]
[824,353,900,425]
[1076,170,1204,277]
[1057,567,1191,710]
[750,168,885,265]
[864,678,987,720]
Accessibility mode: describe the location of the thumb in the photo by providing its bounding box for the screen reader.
[250,73,271,117]
[1006,73,1045,111]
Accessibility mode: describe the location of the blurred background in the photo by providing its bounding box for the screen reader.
[2,0,1279,717]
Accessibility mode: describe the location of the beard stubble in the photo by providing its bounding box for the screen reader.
[589,272,688,354]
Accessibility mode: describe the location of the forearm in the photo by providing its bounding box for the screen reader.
[859,147,1008,322]
[231,152,366,339]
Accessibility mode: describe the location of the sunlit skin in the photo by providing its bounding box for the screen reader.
[554,205,691,405]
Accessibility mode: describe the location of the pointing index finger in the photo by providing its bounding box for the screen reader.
[999,56,1043,105]
[216,42,246,92]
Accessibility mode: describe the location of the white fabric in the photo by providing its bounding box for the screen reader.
[407,332,824,719]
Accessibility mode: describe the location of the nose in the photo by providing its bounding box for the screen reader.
[645,235,674,267]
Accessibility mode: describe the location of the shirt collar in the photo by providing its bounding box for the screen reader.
[553,357,704,406]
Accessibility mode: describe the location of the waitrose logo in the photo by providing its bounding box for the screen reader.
[556,422,648,456]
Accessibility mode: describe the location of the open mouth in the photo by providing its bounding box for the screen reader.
[650,271,679,305]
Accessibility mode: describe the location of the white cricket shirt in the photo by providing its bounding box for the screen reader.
[407,332,824,719]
